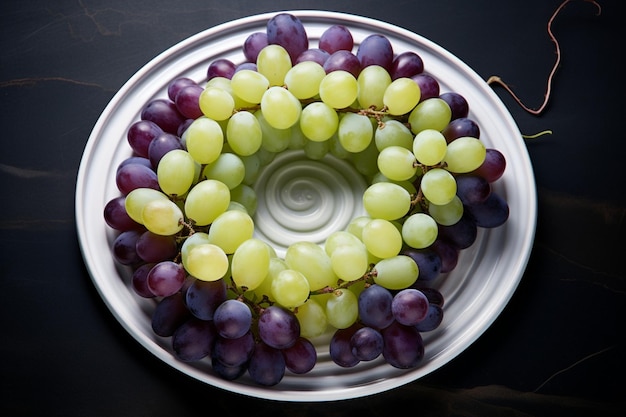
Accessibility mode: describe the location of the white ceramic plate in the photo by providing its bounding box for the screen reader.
[75,10,536,402]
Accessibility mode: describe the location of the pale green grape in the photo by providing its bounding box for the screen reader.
[206,76,254,109]
[230,183,257,216]
[402,212,438,249]
[330,243,369,282]
[329,133,350,159]
[303,138,330,160]
[230,69,270,104]
[325,289,358,329]
[374,119,413,151]
[157,149,197,196]
[288,123,308,150]
[141,198,184,236]
[185,243,229,281]
[408,98,451,134]
[319,70,358,109]
[202,152,245,190]
[350,139,380,177]
[284,61,326,99]
[184,179,230,226]
[255,110,291,153]
[183,117,224,164]
[371,172,417,194]
[338,112,373,153]
[226,111,263,156]
[346,215,371,240]
[124,188,169,224]
[207,209,254,253]
[256,146,276,166]
[252,257,288,302]
[421,167,457,205]
[241,153,261,185]
[383,77,421,115]
[271,269,311,308]
[413,129,448,166]
[357,65,391,110]
[429,195,464,226]
[300,102,339,142]
[363,181,411,221]
[284,241,338,291]
[373,255,419,289]
[260,86,302,129]
[361,218,403,259]
[294,298,328,338]
[180,232,210,267]
[443,136,486,173]
[324,230,363,256]
[199,86,235,121]
[257,44,292,86]
[377,145,417,181]
[227,201,247,212]
[231,238,271,290]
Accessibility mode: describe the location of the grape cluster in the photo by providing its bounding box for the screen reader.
[103,13,509,386]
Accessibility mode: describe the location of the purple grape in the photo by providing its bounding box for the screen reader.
[234,62,258,73]
[391,289,429,326]
[167,77,197,102]
[442,117,480,143]
[357,284,394,329]
[329,324,360,368]
[247,341,286,386]
[295,48,330,66]
[141,98,185,134]
[282,337,317,374]
[438,211,478,250]
[117,156,153,171]
[350,326,383,361]
[172,317,217,362]
[266,13,309,64]
[472,148,506,183]
[323,50,361,77]
[356,34,394,70]
[177,118,194,137]
[148,132,183,168]
[430,238,459,274]
[382,321,424,369]
[103,196,141,231]
[414,287,445,308]
[151,292,191,337]
[135,230,178,263]
[174,84,203,120]
[207,58,236,80]
[456,175,491,206]
[389,51,424,80]
[412,74,440,102]
[257,306,300,349]
[112,229,142,265]
[401,248,442,282]
[439,92,469,120]
[146,261,186,297]
[127,120,163,158]
[319,24,354,53]
[185,278,227,320]
[213,330,255,367]
[115,162,159,195]
[465,192,509,228]
[243,32,268,62]
[131,262,156,298]
[414,304,444,332]
[213,299,252,339]
[212,356,247,380]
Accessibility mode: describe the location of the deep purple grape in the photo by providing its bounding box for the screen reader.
[357,284,394,329]
[117,156,153,172]
[323,50,361,77]
[112,229,142,265]
[141,98,185,134]
[257,306,300,349]
[282,337,317,374]
[389,51,424,80]
[146,261,186,297]
[151,292,191,337]
[438,211,478,250]
[401,248,442,282]
[356,34,393,70]
[412,73,440,102]
[442,117,480,143]
[185,278,227,320]
[177,118,194,137]
[413,287,445,308]
[382,321,424,369]
[430,238,459,274]
[172,317,217,362]
[234,62,258,73]
[207,58,236,80]
[247,341,286,386]
[414,304,444,332]
[167,77,197,102]
[243,32,268,62]
[391,289,429,326]
[350,326,383,361]
[439,92,469,120]
[135,230,178,263]
[212,356,247,380]
[213,330,255,367]
[295,48,330,66]
[456,175,491,206]
[131,262,156,298]
[115,163,159,195]
[148,132,183,168]
[329,324,361,367]
[104,196,141,231]
[174,84,203,120]
[465,192,509,228]
[319,24,354,53]
[127,120,163,158]
[266,13,309,64]
[213,299,252,339]
[472,148,506,183]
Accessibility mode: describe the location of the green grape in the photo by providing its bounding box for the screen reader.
[329,133,350,159]
[362,181,411,221]
[157,149,197,196]
[284,61,326,99]
[208,209,254,254]
[325,289,358,329]
[257,44,292,86]
[383,77,421,115]
[374,119,413,151]
[371,172,417,194]
[185,243,229,281]
[271,269,311,308]
[256,146,277,166]
[294,298,328,338]
[361,218,403,259]
[377,145,417,181]
[231,238,271,291]
[319,70,358,109]
[303,138,330,160]
[206,76,254,109]
[443,136,486,173]
[288,123,308,150]
[330,243,369,282]
[226,110,263,156]
[184,179,230,226]
[324,230,363,256]
[284,241,338,291]
[227,201,247,212]
[230,183,257,216]
[413,129,448,166]
[199,86,235,121]
[402,212,438,249]
[124,188,169,224]
[346,215,371,240]
[338,112,373,153]
[252,257,288,302]
[429,195,464,226]
[141,198,184,236]
[202,152,245,190]
[373,255,419,290]
[260,86,302,129]
[408,97,451,134]
[241,153,261,186]
[230,69,270,104]
[357,65,391,110]
[421,167,457,205]
[350,139,380,177]
[183,117,224,164]
[255,110,291,153]
[180,232,210,267]
[300,102,339,142]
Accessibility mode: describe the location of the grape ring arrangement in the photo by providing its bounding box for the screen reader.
[82,11,536,399]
